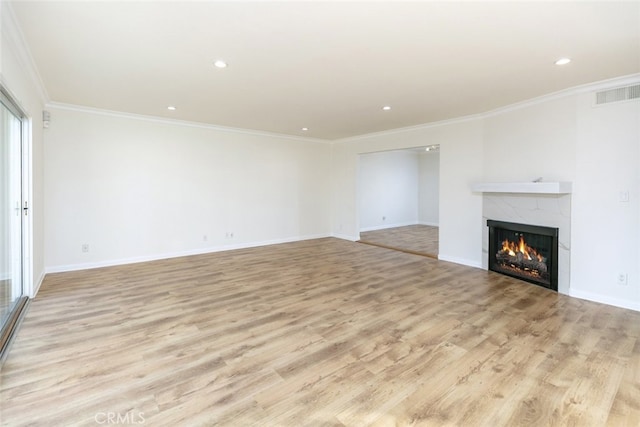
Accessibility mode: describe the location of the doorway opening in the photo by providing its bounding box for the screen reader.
[357,145,440,258]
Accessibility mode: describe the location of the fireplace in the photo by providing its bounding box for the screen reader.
[487,220,558,291]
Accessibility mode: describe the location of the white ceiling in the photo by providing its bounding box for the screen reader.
[10,1,640,140]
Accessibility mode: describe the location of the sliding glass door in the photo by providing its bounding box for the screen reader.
[0,90,25,337]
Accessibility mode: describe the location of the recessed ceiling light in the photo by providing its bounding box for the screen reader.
[555,57,571,66]
[167,106,176,111]
[213,60,228,69]
[382,106,391,111]
[301,127,309,131]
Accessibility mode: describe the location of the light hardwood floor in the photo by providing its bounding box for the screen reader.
[359,225,438,258]
[0,238,639,426]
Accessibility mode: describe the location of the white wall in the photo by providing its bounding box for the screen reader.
[482,97,576,182]
[1,1,46,296]
[572,92,640,310]
[437,123,484,266]
[418,151,439,225]
[44,107,332,271]
[356,148,440,231]
[358,150,419,231]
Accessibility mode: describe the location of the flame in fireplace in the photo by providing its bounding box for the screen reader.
[501,236,544,262]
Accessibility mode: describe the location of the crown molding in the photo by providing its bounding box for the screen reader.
[46,101,332,144]
[334,73,640,144]
[1,2,49,104]
[50,72,640,146]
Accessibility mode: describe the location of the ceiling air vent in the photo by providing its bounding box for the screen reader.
[595,84,640,105]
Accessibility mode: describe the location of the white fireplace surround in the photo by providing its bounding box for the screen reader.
[472,182,572,295]
[471,181,572,195]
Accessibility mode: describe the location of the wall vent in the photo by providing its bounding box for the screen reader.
[595,84,640,105]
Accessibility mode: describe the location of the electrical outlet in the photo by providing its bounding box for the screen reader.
[225,232,234,239]
[617,273,628,286]
[82,244,89,253]
[203,235,208,242]
[619,191,630,203]
[382,216,386,221]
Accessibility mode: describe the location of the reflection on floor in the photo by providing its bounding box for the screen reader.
[0,279,12,324]
[358,224,438,258]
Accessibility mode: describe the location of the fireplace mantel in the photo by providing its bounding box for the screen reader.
[471,181,572,194]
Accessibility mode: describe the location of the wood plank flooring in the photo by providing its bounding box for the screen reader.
[359,225,438,258]
[1,237,639,426]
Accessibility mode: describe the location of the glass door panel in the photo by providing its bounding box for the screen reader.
[0,95,24,329]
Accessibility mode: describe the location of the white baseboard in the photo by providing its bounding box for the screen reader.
[569,289,640,312]
[331,233,360,242]
[45,233,331,274]
[437,254,483,269]
[32,271,45,297]
[360,221,419,232]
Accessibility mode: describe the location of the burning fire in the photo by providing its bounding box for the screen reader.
[501,236,544,262]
